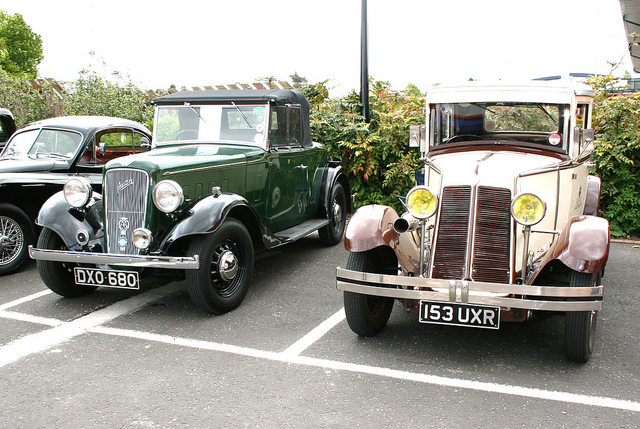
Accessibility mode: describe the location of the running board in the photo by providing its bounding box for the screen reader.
[274,219,329,243]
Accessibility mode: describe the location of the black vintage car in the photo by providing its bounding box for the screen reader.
[0,116,151,275]
[0,108,16,151]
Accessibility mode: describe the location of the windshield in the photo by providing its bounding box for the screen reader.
[155,104,269,147]
[1,128,83,159]
[431,102,569,151]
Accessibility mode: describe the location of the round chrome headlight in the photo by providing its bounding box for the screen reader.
[132,228,153,249]
[511,193,546,225]
[406,186,438,219]
[153,180,184,213]
[64,177,93,208]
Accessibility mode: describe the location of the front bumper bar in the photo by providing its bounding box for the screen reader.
[28,246,199,270]
[336,268,603,312]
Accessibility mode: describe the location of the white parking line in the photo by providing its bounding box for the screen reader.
[92,324,640,413]
[0,283,182,368]
[281,307,345,357]
[1,290,640,413]
[0,290,52,311]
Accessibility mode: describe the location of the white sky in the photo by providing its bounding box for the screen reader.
[0,0,632,96]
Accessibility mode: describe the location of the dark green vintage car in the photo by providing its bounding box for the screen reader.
[29,89,350,314]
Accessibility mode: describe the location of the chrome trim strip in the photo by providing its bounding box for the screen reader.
[29,246,199,269]
[164,161,246,176]
[336,268,603,312]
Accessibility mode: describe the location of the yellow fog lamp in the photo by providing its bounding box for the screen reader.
[406,186,438,220]
[511,193,546,226]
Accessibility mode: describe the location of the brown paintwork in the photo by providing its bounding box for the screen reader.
[344,205,420,275]
[529,215,609,282]
[428,141,571,161]
[583,176,601,216]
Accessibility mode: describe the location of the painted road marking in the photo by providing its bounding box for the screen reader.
[1,289,639,413]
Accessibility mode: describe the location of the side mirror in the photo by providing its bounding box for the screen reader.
[409,125,426,151]
[573,127,594,162]
[140,136,151,149]
[96,142,106,157]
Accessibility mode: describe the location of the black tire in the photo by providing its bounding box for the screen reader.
[343,248,396,337]
[565,270,598,363]
[186,218,254,314]
[318,182,347,246]
[0,203,35,275]
[36,227,97,297]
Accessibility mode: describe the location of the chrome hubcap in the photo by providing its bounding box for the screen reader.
[218,250,239,282]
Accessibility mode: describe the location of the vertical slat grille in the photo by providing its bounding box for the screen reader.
[472,186,511,283]
[105,169,149,255]
[431,186,471,279]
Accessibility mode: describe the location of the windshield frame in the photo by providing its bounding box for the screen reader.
[429,101,570,154]
[153,103,270,149]
[1,127,84,160]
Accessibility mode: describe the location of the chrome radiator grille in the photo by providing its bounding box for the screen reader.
[104,169,149,255]
[431,186,511,284]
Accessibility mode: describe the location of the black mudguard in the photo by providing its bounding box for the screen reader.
[35,191,104,251]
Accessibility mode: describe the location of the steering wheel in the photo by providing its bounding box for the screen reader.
[445,134,485,143]
[175,129,198,140]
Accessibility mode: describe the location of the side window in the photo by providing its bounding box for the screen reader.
[270,106,287,147]
[288,106,301,145]
[576,104,589,129]
[91,129,146,165]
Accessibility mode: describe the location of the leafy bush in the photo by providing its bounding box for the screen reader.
[587,75,640,237]
[0,72,56,126]
[303,79,424,211]
[64,71,154,129]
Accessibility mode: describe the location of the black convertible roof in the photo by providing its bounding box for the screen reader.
[153,89,309,107]
[153,89,313,147]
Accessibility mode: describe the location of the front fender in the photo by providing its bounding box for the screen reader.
[160,193,249,250]
[556,215,610,274]
[345,204,419,275]
[36,191,103,251]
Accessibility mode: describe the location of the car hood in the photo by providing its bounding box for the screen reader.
[430,150,566,189]
[0,157,69,173]
[106,144,266,175]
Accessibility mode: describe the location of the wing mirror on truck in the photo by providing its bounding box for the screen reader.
[573,127,595,162]
[409,125,427,152]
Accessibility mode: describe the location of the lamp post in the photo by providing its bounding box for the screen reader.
[361,0,370,122]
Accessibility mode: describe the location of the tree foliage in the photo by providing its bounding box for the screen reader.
[586,74,640,237]
[0,11,43,78]
[64,70,154,129]
[299,78,424,211]
[0,73,56,127]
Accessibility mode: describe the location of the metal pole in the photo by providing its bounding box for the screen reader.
[361,0,370,122]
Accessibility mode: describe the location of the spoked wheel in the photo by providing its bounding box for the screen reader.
[0,204,35,275]
[343,247,397,337]
[565,270,599,363]
[37,227,97,297]
[186,218,254,314]
[318,182,347,246]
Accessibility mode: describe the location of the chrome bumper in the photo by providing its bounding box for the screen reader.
[28,246,199,269]
[336,268,603,312]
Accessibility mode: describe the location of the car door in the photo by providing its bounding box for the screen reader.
[266,105,312,232]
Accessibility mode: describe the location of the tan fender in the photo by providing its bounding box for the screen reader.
[345,204,420,275]
[534,215,609,277]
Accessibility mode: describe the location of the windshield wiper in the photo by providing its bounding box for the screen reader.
[231,102,253,128]
[184,102,206,124]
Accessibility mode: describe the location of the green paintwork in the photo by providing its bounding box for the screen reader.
[104,141,328,233]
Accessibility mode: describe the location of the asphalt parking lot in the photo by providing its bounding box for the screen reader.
[1,236,639,428]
